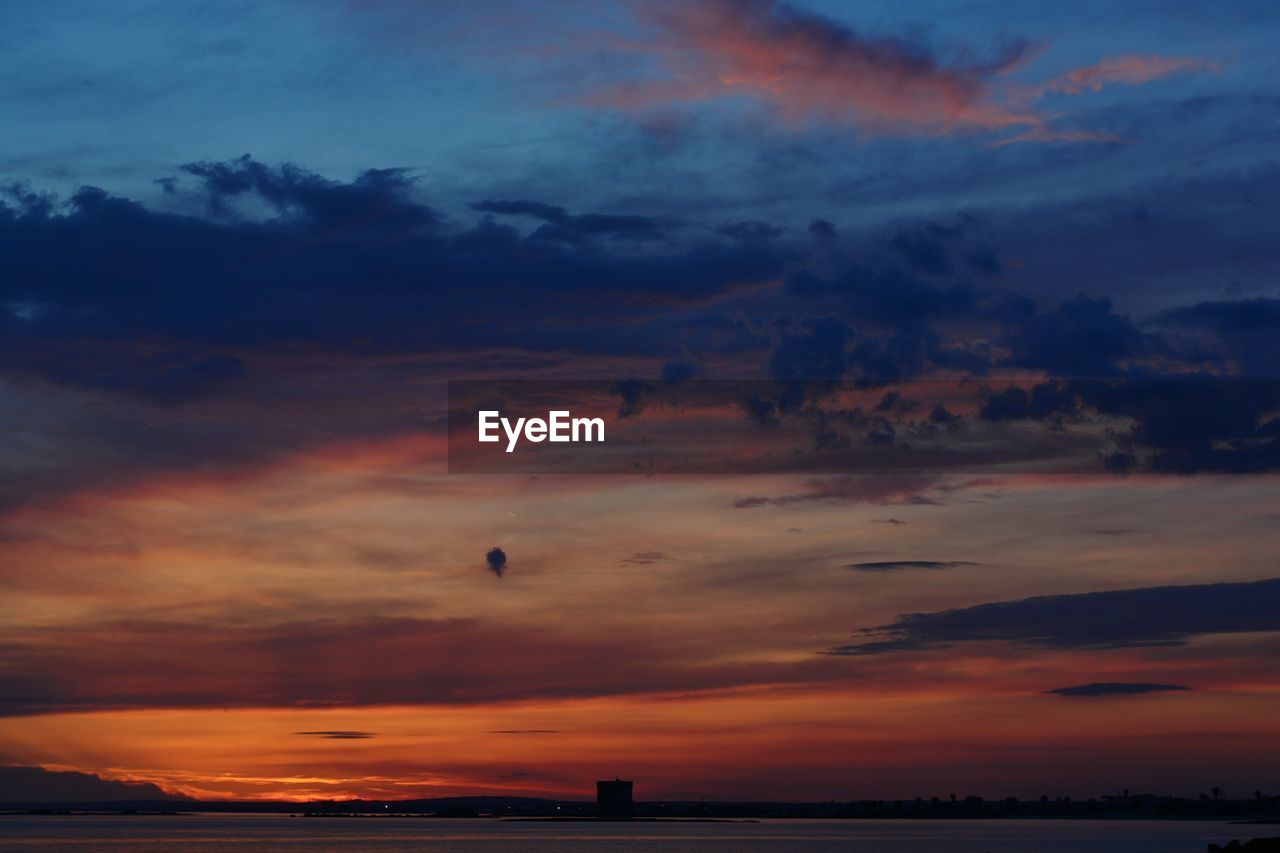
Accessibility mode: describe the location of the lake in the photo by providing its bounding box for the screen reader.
[0,814,1253,851]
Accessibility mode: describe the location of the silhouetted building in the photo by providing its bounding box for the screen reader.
[596,778,633,820]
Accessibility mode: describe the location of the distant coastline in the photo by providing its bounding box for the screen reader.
[4,792,1278,822]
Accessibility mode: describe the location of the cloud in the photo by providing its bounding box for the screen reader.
[622,550,669,565]
[470,199,671,242]
[734,475,996,508]
[1043,682,1190,697]
[0,157,798,511]
[990,126,1125,147]
[582,3,1217,144]
[977,379,1280,474]
[0,156,792,369]
[717,220,783,242]
[1161,298,1280,333]
[891,221,963,275]
[1003,296,1142,376]
[0,615,849,717]
[844,560,976,572]
[591,0,1038,136]
[485,547,508,578]
[1037,55,1219,96]
[1158,298,1280,377]
[294,730,377,739]
[827,577,1280,655]
[3,156,1279,517]
[0,765,186,803]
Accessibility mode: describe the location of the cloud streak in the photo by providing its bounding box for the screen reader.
[845,560,977,572]
[828,578,1280,655]
[1044,682,1190,697]
[1037,55,1219,96]
[0,766,186,803]
[0,615,851,717]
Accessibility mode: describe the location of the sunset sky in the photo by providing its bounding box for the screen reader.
[2,0,1279,803]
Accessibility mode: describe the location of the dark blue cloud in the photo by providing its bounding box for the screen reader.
[470,199,671,241]
[845,560,977,572]
[1004,295,1142,377]
[1158,298,1280,377]
[717,220,783,242]
[0,157,796,389]
[3,154,1278,516]
[1044,682,1190,697]
[976,379,1280,473]
[4,156,1272,403]
[0,766,185,803]
[891,221,963,275]
[827,577,1280,655]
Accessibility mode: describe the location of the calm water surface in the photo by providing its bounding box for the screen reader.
[0,814,1248,852]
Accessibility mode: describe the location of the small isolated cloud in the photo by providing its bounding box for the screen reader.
[293,730,376,739]
[845,560,976,572]
[486,547,508,578]
[871,518,907,525]
[1044,682,1190,697]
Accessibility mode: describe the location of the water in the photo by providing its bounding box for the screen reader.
[0,814,1252,852]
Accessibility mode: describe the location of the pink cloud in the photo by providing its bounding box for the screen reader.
[991,126,1128,148]
[589,0,1039,135]
[1039,54,1221,96]
[585,1,1219,145]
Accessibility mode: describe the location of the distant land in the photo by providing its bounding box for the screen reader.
[5,793,1280,822]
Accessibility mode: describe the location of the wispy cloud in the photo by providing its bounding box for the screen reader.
[844,560,977,573]
[734,476,1001,508]
[584,1,1217,145]
[622,550,670,565]
[1044,682,1190,697]
[488,729,562,734]
[828,578,1280,655]
[590,0,1037,135]
[1036,55,1219,96]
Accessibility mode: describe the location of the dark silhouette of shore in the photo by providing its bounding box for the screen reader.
[5,790,1279,822]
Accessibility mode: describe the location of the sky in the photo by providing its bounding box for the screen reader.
[1,0,1279,803]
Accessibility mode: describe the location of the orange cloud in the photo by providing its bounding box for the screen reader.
[8,680,1280,801]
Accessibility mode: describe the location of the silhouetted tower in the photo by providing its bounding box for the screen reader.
[596,778,634,820]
